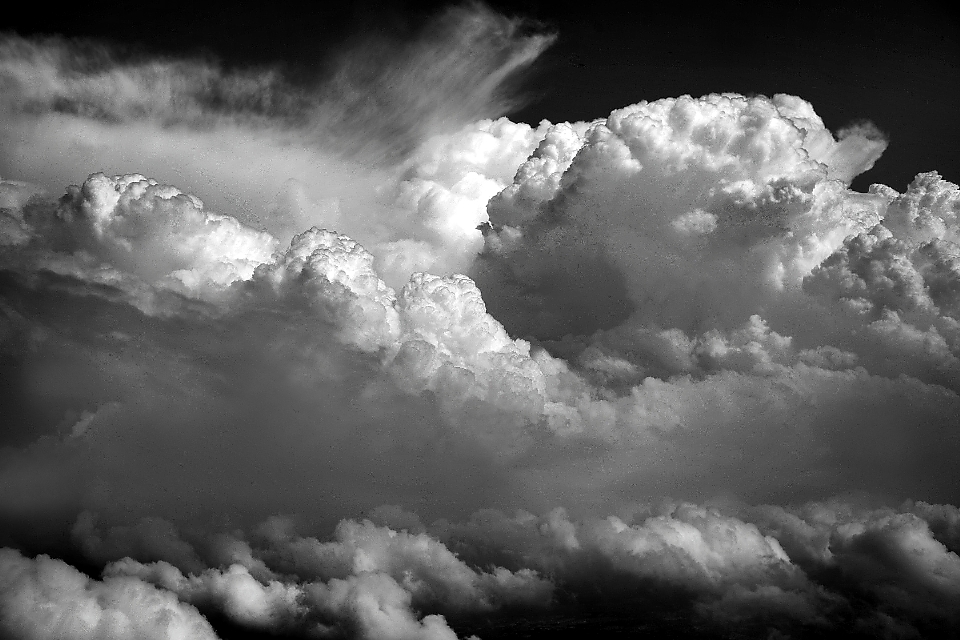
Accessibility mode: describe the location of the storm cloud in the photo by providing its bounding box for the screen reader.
[1,3,959,639]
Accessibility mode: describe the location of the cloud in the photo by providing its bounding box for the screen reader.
[799,172,960,392]
[57,500,957,637]
[2,166,959,548]
[477,93,889,337]
[250,516,553,613]
[0,547,218,640]
[107,559,306,633]
[313,2,555,163]
[303,572,460,640]
[746,499,960,632]
[95,514,550,638]
[907,500,960,552]
[72,512,205,575]
[1,8,959,636]
[437,500,960,633]
[0,7,554,283]
[24,173,278,297]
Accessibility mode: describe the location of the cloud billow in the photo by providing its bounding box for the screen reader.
[1,5,959,638]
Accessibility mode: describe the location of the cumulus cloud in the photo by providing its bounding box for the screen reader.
[77,514,551,638]
[0,547,217,640]
[72,512,205,576]
[799,172,960,391]
[24,173,278,296]
[251,516,552,613]
[2,162,960,635]
[746,499,960,633]
[477,93,889,337]
[1,5,960,637]
[19,497,960,638]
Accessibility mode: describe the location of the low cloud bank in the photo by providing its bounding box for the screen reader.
[5,499,960,638]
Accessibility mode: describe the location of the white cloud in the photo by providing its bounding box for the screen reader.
[0,547,218,640]
[253,517,552,613]
[101,514,550,638]
[479,93,890,336]
[303,572,460,640]
[0,17,959,636]
[107,559,306,632]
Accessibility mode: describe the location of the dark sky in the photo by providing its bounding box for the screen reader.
[3,0,958,193]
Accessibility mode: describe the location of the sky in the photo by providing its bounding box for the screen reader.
[1,2,959,639]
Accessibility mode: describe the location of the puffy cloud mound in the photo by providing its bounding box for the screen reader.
[434,500,960,634]
[249,227,400,351]
[390,272,547,430]
[65,499,960,637]
[98,514,551,638]
[806,173,960,316]
[28,173,278,296]
[302,573,460,640]
[373,117,549,284]
[803,172,960,390]
[0,547,217,640]
[907,501,960,552]
[106,560,306,633]
[748,500,960,632]
[477,93,889,337]
[251,516,553,613]
[37,499,960,638]
[485,121,593,229]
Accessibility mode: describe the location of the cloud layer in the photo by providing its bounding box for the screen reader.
[1,8,959,638]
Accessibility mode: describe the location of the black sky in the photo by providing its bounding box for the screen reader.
[3,0,958,193]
